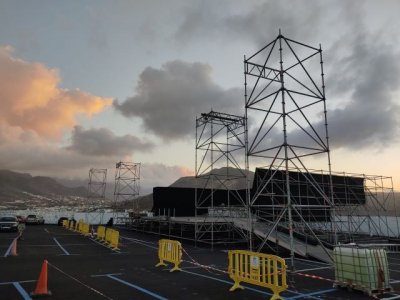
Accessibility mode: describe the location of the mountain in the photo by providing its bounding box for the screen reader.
[170,167,253,189]
[135,167,253,210]
[0,170,88,209]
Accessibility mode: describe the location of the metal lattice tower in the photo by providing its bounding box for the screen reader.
[114,162,141,218]
[244,31,334,266]
[86,168,107,224]
[195,111,247,247]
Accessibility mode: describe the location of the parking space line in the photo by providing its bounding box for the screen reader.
[89,238,120,253]
[120,236,158,250]
[3,238,15,257]
[91,273,123,278]
[0,280,35,286]
[106,275,168,300]
[286,288,337,299]
[12,282,32,300]
[53,238,70,255]
[181,269,322,300]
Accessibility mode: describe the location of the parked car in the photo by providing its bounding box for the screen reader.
[0,216,18,232]
[26,214,45,225]
[57,217,68,226]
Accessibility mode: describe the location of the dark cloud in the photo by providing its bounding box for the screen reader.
[174,0,326,48]
[114,60,242,140]
[325,34,400,149]
[173,1,400,150]
[66,126,154,156]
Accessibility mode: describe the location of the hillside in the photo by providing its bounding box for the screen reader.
[136,167,253,209]
[0,170,88,209]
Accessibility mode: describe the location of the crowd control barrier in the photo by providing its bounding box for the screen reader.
[62,222,120,251]
[155,239,182,272]
[75,220,82,232]
[81,223,90,236]
[107,228,120,250]
[228,250,287,300]
[96,226,106,242]
[62,220,68,228]
[69,220,75,230]
[103,228,119,250]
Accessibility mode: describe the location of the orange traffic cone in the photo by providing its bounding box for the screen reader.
[31,260,52,297]
[10,238,18,256]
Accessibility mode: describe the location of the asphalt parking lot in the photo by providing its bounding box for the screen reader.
[1,225,399,299]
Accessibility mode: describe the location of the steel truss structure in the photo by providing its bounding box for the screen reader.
[244,32,400,267]
[195,111,248,247]
[333,173,400,242]
[244,32,334,266]
[86,168,107,224]
[113,162,141,221]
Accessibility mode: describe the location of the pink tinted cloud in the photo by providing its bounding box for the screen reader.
[0,47,112,139]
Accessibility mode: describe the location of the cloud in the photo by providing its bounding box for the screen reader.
[114,60,242,140]
[66,126,154,156]
[325,34,400,149]
[173,0,326,48]
[0,47,112,139]
[141,163,194,190]
[173,1,400,150]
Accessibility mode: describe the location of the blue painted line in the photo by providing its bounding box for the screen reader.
[13,282,32,300]
[53,238,70,255]
[91,273,123,277]
[181,270,272,296]
[3,240,13,257]
[286,288,337,299]
[0,280,36,286]
[181,270,322,300]
[107,275,168,300]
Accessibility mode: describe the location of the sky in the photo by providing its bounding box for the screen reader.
[0,0,399,193]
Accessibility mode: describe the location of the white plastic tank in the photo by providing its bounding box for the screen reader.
[333,246,391,294]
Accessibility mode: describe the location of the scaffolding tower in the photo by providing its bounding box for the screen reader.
[86,168,107,224]
[244,31,334,267]
[195,111,248,247]
[114,162,141,222]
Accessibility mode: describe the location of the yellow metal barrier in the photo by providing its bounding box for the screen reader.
[109,230,119,250]
[62,220,68,228]
[69,220,75,230]
[74,221,80,232]
[155,239,182,272]
[228,250,287,300]
[96,226,106,242]
[81,223,90,236]
[105,228,113,245]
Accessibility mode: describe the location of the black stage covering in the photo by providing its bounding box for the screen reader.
[152,187,246,217]
[152,168,366,220]
[252,168,366,206]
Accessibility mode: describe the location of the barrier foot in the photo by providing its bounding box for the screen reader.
[156,261,167,268]
[229,281,244,292]
[169,264,181,272]
[270,293,283,300]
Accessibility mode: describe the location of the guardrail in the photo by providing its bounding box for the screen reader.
[155,239,182,272]
[62,222,120,251]
[62,220,68,228]
[96,226,106,242]
[228,250,287,300]
[104,228,119,250]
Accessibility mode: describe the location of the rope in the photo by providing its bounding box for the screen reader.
[182,248,229,275]
[47,261,114,300]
